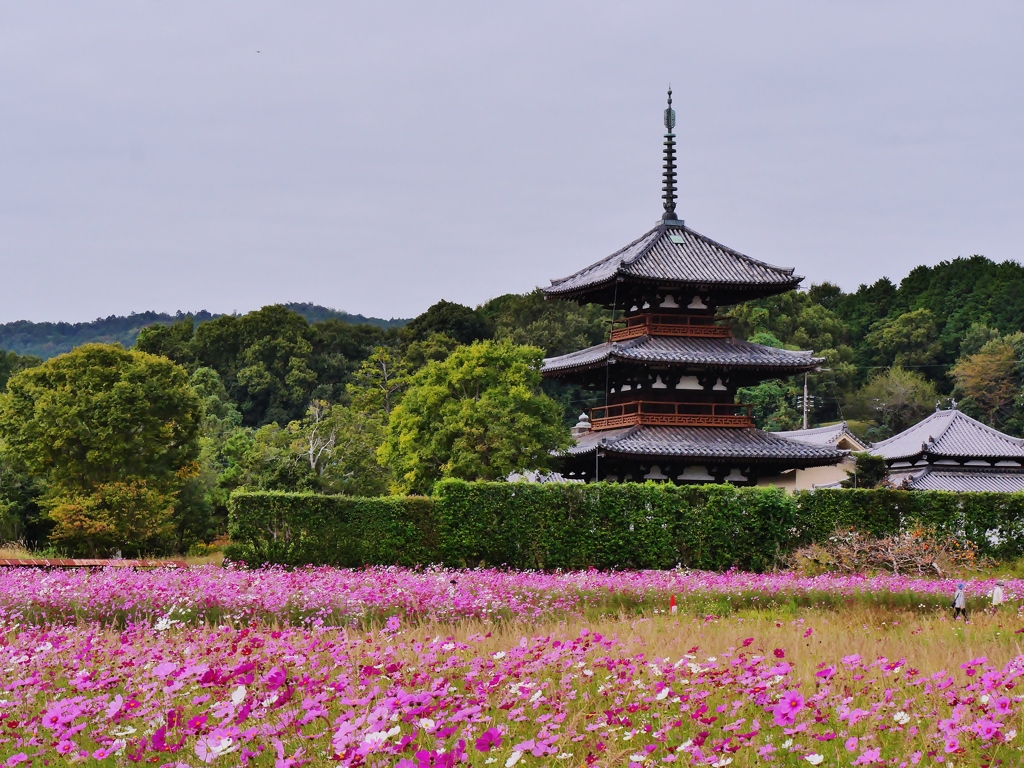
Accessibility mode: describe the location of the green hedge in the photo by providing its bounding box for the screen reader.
[432,480,792,571]
[225,491,436,567]
[226,483,1024,569]
[793,488,1024,560]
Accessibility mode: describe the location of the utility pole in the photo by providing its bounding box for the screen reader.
[803,372,809,430]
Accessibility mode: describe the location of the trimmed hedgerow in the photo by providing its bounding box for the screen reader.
[225,491,436,567]
[226,483,1024,569]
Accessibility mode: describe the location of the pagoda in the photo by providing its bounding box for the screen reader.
[541,90,845,484]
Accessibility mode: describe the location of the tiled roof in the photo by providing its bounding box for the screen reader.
[888,466,1024,493]
[545,222,801,299]
[542,336,822,375]
[871,409,1024,461]
[776,422,866,451]
[567,425,845,465]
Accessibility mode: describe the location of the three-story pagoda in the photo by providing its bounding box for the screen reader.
[541,90,845,484]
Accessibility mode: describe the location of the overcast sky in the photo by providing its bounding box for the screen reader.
[2,2,1022,323]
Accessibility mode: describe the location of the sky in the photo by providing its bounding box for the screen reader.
[2,2,1023,323]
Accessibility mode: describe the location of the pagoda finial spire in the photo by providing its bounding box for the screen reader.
[661,87,678,222]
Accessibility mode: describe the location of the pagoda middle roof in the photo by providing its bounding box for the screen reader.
[542,335,822,376]
[545,221,802,301]
[567,425,844,466]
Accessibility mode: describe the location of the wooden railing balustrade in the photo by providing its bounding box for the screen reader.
[589,400,753,430]
[610,314,731,342]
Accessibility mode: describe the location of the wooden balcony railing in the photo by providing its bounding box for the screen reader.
[590,400,753,430]
[610,314,731,342]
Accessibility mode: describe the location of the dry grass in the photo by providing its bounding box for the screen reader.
[0,541,36,559]
[404,604,1024,687]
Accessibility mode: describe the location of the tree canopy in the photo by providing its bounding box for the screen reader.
[379,340,569,494]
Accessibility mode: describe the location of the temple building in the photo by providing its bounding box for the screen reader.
[759,423,867,491]
[873,407,1024,492]
[541,91,845,484]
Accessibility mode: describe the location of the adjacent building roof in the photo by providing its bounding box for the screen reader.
[544,221,802,303]
[542,335,822,376]
[567,425,845,466]
[887,466,1024,493]
[871,408,1024,461]
[775,422,866,452]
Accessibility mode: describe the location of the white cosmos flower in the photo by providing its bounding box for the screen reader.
[893,711,910,725]
[711,758,732,767]
[230,686,246,706]
[656,688,670,700]
[505,750,523,767]
[806,755,824,765]
[418,718,436,732]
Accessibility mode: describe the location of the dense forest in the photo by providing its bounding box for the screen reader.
[3,254,1024,554]
[0,303,408,359]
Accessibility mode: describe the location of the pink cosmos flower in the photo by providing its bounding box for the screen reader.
[972,717,1000,741]
[5,755,27,767]
[844,737,858,752]
[852,747,881,765]
[773,690,804,726]
[994,695,1012,715]
[475,727,503,752]
[944,737,959,753]
[814,665,836,681]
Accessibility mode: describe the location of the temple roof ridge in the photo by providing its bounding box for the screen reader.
[871,407,1024,460]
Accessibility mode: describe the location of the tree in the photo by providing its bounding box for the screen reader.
[738,379,801,431]
[286,401,390,496]
[347,346,412,416]
[863,308,942,370]
[481,289,609,357]
[841,452,888,489]
[847,366,939,439]
[404,300,490,345]
[0,344,203,555]
[0,344,202,493]
[0,351,41,392]
[379,340,569,494]
[950,332,1024,434]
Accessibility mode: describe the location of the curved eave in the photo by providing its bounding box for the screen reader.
[541,337,824,378]
[543,274,803,305]
[543,356,823,378]
[565,426,845,469]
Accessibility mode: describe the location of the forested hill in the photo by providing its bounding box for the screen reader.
[0,304,409,359]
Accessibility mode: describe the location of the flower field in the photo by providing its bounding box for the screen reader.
[2,567,1024,766]
[0,566,1018,627]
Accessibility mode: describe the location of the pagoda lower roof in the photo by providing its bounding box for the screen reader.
[544,221,801,302]
[567,425,845,466]
[542,335,822,376]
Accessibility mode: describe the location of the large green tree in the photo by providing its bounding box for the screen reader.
[0,344,203,554]
[379,340,569,494]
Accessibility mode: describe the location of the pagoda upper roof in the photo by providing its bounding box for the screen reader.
[566,425,844,466]
[542,335,822,376]
[544,221,802,303]
[871,408,1024,461]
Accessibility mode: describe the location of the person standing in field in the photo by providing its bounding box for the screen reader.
[953,582,967,621]
[990,580,1005,611]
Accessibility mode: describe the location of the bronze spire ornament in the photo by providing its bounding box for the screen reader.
[662,88,678,221]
